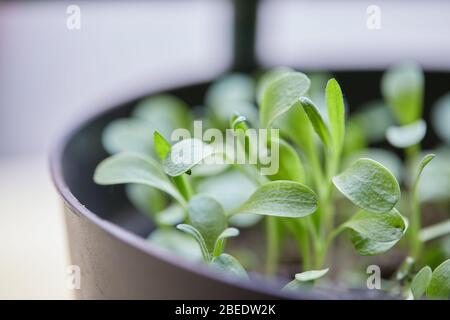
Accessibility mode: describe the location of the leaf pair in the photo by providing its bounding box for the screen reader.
[175,195,247,278]
[332,158,406,255]
[411,259,450,299]
[343,208,408,255]
[298,78,346,156]
[176,195,239,262]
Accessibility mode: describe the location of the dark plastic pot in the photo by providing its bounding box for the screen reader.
[50,78,403,300]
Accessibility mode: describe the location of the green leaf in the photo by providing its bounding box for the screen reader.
[299,97,332,150]
[102,118,154,155]
[256,67,292,105]
[132,94,191,138]
[125,184,166,217]
[187,195,227,253]
[411,266,432,300]
[427,259,450,299]
[210,253,249,279]
[432,92,450,144]
[417,148,450,202]
[206,74,257,130]
[93,152,185,205]
[386,120,427,148]
[154,203,185,226]
[414,153,435,187]
[333,158,401,213]
[206,73,255,106]
[344,208,408,255]
[282,268,328,292]
[163,138,218,177]
[147,229,202,261]
[351,100,395,143]
[230,114,249,131]
[260,72,311,128]
[295,268,329,282]
[343,148,403,181]
[233,180,317,218]
[196,170,261,228]
[268,138,305,183]
[213,227,240,257]
[381,62,424,125]
[176,224,210,262]
[275,105,313,150]
[326,79,346,154]
[153,131,171,161]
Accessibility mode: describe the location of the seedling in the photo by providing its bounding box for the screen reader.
[93,66,450,299]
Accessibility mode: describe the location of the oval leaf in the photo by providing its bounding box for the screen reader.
[147,229,202,261]
[282,268,328,292]
[210,253,249,279]
[93,152,185,205]
[163,138,217,177]
[176,224,210,262]
[187,195,227,253]
[432,92,450,144]
[233,181,318,218]
[132,94,191,137]
[411,266,432,300]
[102,118,154,155]
[326,78,346,154]
[154,203,185,226]
[295,268,329,282]
[381,62,424,125]
[268,138,305,183]
[344,208,408,256]
[125,184,166,217]
[333,158,401,213]
[256,67,292,105]
[386,120,427,148]
[299,97,332,149]
[260,72,311,128]
[427,259,450,299]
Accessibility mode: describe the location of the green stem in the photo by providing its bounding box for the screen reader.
[315,150,339,268]
[265,216,279,275]
[173,174,193,201]
[405,144,421,258]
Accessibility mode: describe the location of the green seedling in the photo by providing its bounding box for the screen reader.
[93,67,450,299]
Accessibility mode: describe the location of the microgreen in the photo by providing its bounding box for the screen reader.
[283,268,329,291]
[410,259,450,299]
[333,158,401,213]
[94,65,450,299]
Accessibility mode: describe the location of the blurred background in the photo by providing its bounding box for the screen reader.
[0,0,449,299]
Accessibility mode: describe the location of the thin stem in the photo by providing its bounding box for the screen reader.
[173,174,193,201]
[405,143,421,258]
[283,219,312,270]
[420,219,450,242]
[265,216,279,275]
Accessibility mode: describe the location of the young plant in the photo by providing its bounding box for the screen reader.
[93,67,449,299]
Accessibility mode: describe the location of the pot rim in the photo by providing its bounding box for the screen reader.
[48,80,331,300]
